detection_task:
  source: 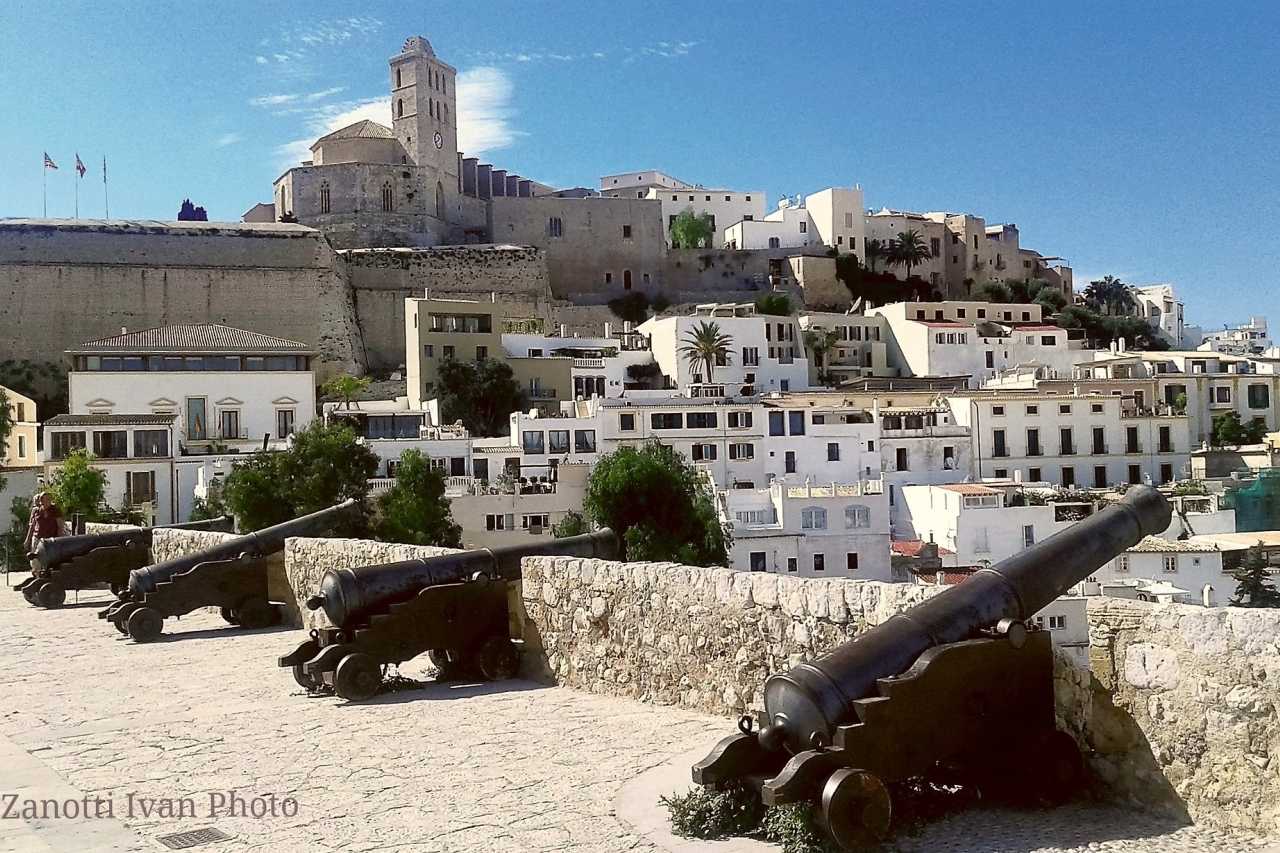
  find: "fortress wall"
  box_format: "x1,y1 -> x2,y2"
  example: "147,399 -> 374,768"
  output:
0,220 -> 362,378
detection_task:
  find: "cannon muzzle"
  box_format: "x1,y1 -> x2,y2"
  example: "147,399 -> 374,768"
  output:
308,529 -> 618,628
128,500 -> 359,595
759,485 -> 1170,756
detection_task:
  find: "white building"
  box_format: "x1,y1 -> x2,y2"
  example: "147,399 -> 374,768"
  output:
864,209 -> 948,293
599,170 -> 765,248
898,483 -> 1089,566
640,304 -> 811,394
501,324 -> 654,400
43,414 -> 179,524
722,478 -> 890,580
1131,284 -> 1189,348
1199,317 -> 1271,355
721,199 -> 817,250
1076,535 -> 1244,608
805,186 -> 866,258
798,312 -> 896,384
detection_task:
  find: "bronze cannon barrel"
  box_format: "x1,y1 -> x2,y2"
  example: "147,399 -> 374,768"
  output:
757,486 -> 1171,756
128,500 -> 359,595
305,529 -> 618,629
32,516 -> 235,571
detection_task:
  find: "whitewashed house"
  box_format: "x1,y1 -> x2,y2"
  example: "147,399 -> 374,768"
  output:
43,414 -> 179,524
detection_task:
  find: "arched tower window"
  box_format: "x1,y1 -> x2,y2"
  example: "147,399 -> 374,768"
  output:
443,103 -> 448,123
396,98 -> 404,118
381,182 -> 393,212
319,182 -> 330,214
395,67 -> 402,88
435,181 -> 445,220
429,98 -> 435,119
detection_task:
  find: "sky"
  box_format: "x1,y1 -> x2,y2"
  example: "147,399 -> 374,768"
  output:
1,0 -> 1277,329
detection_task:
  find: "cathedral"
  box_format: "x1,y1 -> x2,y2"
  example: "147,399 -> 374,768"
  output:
268,36 -> 550,249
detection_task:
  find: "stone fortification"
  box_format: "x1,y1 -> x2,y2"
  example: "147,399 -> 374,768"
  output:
0,219 -> 362,377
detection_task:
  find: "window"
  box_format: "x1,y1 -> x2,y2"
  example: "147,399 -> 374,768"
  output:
788,411 -> 805,435
1092,403 -> 1104,414
813,554 -> 825,572
319,182 -> 331,214
1249,384 -> 1270,409
827,442 -> 840,462
1160,463 -> 1173,484
442,345 -> 455,360
522,431 -> 545,454
992,405 -> 1005,417
727,411 -> 752,428
395,67 -> 402,88
1159,426 -> 1172,453
623,270 -> 633,290
127,471 -> 156,506
895,447 -> 908,471
1126,426 -> 1140,453
800,221 -> 807,233
485,513 -> 514,531
845,505 -> 870,529
1041,336 -> 1057,346
1116,555 -> 1130,573
1163,555 -> 1178,574
522,514 -> 551,530
619,413 -> 635,431
218,409 -> 240,440
1060,427 -> 1074,455
687,412 -> 718,429
784,451 -> 796,474
548,217 -> 563,238
1026,428 -> 1042,456
801,507 -> 827,530
1029,467 -> 1042,482
691,443 -> 717,461
381,182 -> 393,212
424,344 -> 434,358
622,224 -> 632,239
574,430 -> 597,453
17,435 -> 25,457
1026,405 -> 1039,415
651,413 -> 682,430
1048,615 -> 1066,630
729,442 -> 754,460
742,347 -> 759,366
92,430 -> 128,459
1062,466 -> 1075,487
1094,465 -> 1108,488
51,431 -> 86,460
787,557 -> 797,573
992,428 -> 1008,458
749,552 -> 767,572
396,98 -> 404,117
768,411 -> 785,436
846,552 -> 859,573
1214,386 -> 1232,404
475,346 -> 488,362
1023,525 -> 1035,548
1092,426 -> 1106,454
1128,464 -> 1142,485
548,430 -> 570,454
276,409 -> 296,439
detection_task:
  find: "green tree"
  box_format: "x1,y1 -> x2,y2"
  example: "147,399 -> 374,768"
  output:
803,328 -> 840,386
47,450 -> 108,523
222,420 -> 378,531
1082,276 -> 1136,316
608,291 -> 652,324
435,358 -> 528,437
374,449 -> 462,546
864,238 -> 888,273
670,208 -> 715,249
754,292 -> 792,316
1210,412 -> 1267,447
2,495 -> 32,569
583,442 -> 728,566
888,229 -> 931,279
976,281 -> 1012,303
551,510 -> 589,538
679,321 -> 734,383
320,373 -> 371,408
1230,545 -> 1280,607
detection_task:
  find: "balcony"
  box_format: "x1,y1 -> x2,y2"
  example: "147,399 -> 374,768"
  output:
573,358 -> 605,369
528,387 -> 558,400
785,480 -> 884,498
124,491 -> 158,507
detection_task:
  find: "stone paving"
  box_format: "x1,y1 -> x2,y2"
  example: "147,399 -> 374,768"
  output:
0,575 -> 1276,853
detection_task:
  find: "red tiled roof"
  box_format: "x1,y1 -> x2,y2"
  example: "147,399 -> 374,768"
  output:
891,539 -> 955,557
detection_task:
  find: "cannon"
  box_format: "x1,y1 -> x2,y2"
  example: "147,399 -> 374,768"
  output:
16,517 -> 235,608
691,486 -> 1171,850
279,529 -> 617,701
100,500 -> 360,642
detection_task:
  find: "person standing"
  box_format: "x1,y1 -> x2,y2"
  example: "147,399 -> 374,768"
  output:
24,492 -> 66,556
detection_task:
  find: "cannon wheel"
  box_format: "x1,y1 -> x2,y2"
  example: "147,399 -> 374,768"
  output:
235,598 -> 275,630
334,653 -> 382,702
291,640 -> 320,690
219,607 -> 240,625
818,768 -> 892,852
22,583 -> 41,605
476,636 -> 520,682
36,581 -> 67,609
428,649 -> 467,681
126,607 -> 164,642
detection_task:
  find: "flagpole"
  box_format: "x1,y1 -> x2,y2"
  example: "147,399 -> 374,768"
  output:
103,156 -> 110,220
75,170 -> 79,219
42,160 -> 46,218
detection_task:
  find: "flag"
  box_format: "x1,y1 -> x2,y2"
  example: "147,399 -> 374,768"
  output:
103,156 -> 107,183
75,154 -> 86,178
43,152 -> 58,170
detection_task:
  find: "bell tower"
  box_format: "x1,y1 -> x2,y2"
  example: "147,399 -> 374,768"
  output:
390,36 -> 459,223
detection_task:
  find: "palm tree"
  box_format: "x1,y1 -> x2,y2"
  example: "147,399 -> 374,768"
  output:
889,229 -> 931,279
864,238 -> 888,273
1083,276 -> 1135,316
679,321 -> 733,383
803,328 -> 841,386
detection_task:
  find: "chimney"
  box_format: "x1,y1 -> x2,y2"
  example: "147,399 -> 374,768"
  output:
559,323 -> 566,336
604,321 -> 613,338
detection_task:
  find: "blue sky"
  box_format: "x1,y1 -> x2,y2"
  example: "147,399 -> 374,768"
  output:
1,0 -> 1277,329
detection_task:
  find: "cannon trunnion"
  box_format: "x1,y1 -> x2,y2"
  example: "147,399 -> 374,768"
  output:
692,486 -> 1172,851
280,530 -> 618,701
100,501 -> 359,642
17,517 -> 234,609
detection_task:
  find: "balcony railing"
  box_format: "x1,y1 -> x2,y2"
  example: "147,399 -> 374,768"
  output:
785,480 -> 884,498
573,358 -> 605,369
125,491 -> 157,507
528,387 -> 558,399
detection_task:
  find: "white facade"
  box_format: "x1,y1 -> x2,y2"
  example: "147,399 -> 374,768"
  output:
721,201 -> 817,250
898,484 -> 1084,566
42,416 -> 179,524
599,170 -> 765,248
1199,317 -> 1271,356
724,478 -> 891,580
805,187 -> 866,258
501,328 -> 655,400
640,304 -> 811,394
1131,284 -> 1188,348
1075,537 -> 1239,607
864,210 -> 947,292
